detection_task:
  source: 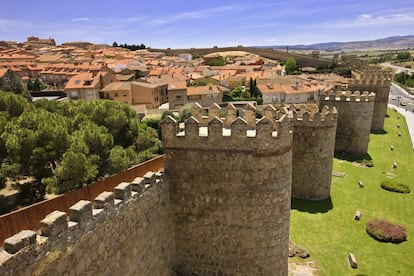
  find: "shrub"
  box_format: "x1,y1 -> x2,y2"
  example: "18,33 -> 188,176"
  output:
161,110 -> 178,121
179,103 -> 192,122
141,114 -> 162,131
366,219 -> 408,243
380,180 -> 411,193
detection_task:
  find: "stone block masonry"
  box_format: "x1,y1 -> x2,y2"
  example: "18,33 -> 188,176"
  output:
288,104 -> 338,200
161,108 -> 293,275
320,91 -> 375,156
0,172 -> 175,276
349,67 -> 392,130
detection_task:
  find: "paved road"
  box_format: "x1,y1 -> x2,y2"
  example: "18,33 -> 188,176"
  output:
381,62 -> 414,74
388,103 -> 414,150
387,82 -> 414,150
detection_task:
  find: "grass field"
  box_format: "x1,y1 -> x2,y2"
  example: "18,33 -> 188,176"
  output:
290,108 -> 414,275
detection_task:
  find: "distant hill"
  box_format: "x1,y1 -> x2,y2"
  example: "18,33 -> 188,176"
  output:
262,35 -> 414,51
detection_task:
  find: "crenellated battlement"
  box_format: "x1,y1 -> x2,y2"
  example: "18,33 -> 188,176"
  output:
162,102 -> 293,155
161,114 -> 292,155
352,66 -> 393,78
348,78 -> 391,87
350,67 -> 393,90
322,90 -> 376,103
0,171 -> 172,275
191,102 -> 285,129
286,104 -> 338,128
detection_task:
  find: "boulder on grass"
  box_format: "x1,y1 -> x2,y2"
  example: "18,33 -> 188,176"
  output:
348,252 -> 358,269
354,210 -> 361,220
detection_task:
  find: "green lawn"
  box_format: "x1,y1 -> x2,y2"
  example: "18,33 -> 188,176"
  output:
290,108 -> 414,275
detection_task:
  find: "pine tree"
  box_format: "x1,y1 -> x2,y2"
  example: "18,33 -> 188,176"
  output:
27,79 -> 33,91
249,78 -> 254,97
32,79 -> 43,91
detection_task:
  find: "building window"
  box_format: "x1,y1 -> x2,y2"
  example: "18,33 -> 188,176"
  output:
175,95 -> 182,100
71,91 -> 79,99
114,92 -> 118,97
123,94 -> 127,97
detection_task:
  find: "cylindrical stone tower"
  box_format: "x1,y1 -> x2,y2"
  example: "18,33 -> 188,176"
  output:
320,91 -> 375,156
289,104 -> 338,200
348,68 -> 392,131
161,104 -> 293,275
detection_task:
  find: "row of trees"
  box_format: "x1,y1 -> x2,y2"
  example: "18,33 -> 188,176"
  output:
368,51 -> 412,64
26,79 -> 44,91
394,72 -> 414,88
0,91 -> 160,197
112,42 -> 146,50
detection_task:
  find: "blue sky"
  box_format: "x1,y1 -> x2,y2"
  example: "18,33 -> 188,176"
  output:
1,0 -> 413,48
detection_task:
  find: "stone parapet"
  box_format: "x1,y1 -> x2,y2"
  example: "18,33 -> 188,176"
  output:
323,90 -> 376,102
161,107 -> 293,156
348,78 -> 391,88
0,170 -> 175,276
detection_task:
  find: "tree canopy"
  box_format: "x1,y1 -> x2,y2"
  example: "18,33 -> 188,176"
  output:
285,57 -> 298,74
112,42 -> 146,50
396,51 -> 411,61
0,91 -> 160,195
0,70 -> 31,99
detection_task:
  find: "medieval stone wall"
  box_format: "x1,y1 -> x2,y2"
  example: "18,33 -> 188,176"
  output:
348,68 -> 392,130
0,172 -> 175,276
320,91 -> 375,156
161,108 -> 293,275
288,104 -> 338,200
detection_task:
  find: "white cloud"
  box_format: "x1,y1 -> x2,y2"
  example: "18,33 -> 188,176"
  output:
0,18 -> 32,31
359,14 -> 372,20
72,17 -> 89,22
335,13 -> 414,28
147,5 -> 237,27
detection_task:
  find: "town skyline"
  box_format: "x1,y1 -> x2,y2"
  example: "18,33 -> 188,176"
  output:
1,0 -> 414,48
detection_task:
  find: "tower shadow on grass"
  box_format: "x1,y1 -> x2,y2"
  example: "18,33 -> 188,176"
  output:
371,129 -> 388,135
334,152 -> 372,162
291,196 -> 333,214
